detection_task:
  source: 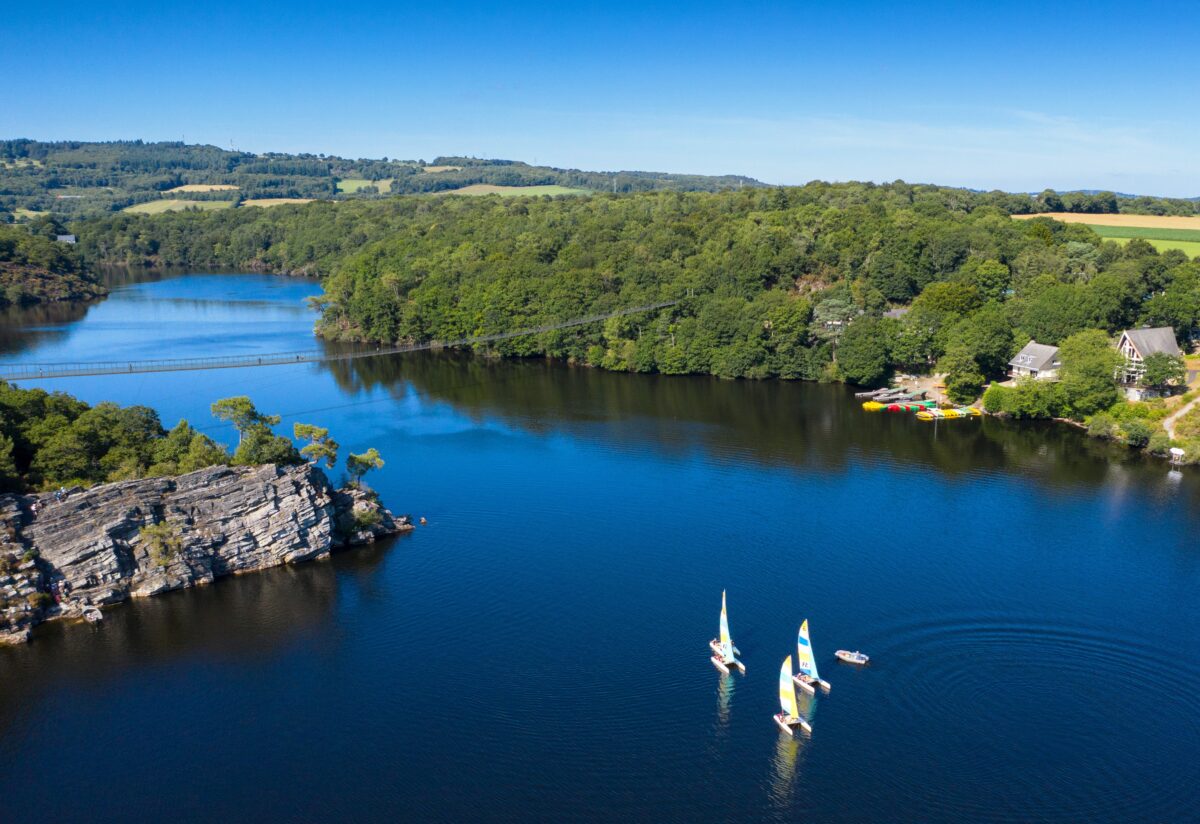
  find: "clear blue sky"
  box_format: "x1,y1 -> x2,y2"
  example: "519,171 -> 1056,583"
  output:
3,1 -> 1197,195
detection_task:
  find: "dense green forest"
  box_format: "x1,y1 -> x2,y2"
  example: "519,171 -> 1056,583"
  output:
0,140 -> 763,218
75,182 -> 1200,429
0,383 -> 370,493
0,221 -> 106,307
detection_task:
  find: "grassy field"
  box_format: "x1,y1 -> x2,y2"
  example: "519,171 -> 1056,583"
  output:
241,198 -> 315,208
1104,236 -> 1200,257
1014,212 -> 1200,230
1080,224 -> 1200,243
336,178 -> 392,193
12,207 -> 48,219
1013,212 -> 1200,257
421,165 -> 462,173
166,184 -> 239,193
123,199 -> 234,214
440,184 -> 590,197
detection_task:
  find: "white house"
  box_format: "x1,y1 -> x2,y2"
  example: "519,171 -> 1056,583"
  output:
1009,341 -> 1061,380
1117,326 -> 1181,384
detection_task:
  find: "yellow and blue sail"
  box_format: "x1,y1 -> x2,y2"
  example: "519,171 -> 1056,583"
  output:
796,619 -> 819,680
779,655 -> 799,718
719,590 -> 734,661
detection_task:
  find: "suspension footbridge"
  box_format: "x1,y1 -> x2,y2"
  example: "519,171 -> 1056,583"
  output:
0,301 -> 677,382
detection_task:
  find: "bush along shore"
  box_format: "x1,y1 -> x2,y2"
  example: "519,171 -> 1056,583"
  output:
0,386 -> 408,643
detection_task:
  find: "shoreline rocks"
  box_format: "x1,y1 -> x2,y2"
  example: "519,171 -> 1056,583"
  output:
0,463 -> 411,645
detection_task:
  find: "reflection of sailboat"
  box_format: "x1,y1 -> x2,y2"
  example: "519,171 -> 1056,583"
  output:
774,655 -> 812,735
716,671 -> 734,729
708,590 -> 746,674
793,619 -> 831,694
769,727 -> 807,806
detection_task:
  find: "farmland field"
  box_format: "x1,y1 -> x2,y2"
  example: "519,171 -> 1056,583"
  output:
336,178 -> 392,193
166,184 -> 239,192
240,198 -> 315,207
439,184 -> 590,196
1105,236 -> 1200,257
421,165 -> 462,173
1013,212 -> 1200,257
12,207 -> 48,219
1013,212 -> 1200,229
123,199 -> 233,214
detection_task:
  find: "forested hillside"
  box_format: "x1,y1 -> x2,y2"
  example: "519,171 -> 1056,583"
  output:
0,223 -> 106,307
0,140 -> 763,219
75,182 -> 1200,409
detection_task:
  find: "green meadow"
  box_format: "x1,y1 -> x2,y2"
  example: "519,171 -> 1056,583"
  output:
440,184 -> 590,197
337,178 -> 392,193
1085,224 -> 1200,257
123,199 -> 234,214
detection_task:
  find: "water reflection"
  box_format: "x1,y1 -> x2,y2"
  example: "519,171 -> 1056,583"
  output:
769,729 -> 807,809
318,349 -> 1196,502
0,536 -> 400,738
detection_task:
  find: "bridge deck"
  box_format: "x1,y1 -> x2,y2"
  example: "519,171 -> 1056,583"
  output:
0,301 -> 677,381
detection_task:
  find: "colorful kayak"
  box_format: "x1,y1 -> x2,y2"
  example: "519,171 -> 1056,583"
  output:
916,406 -> 982,420
884,400 -> 936,412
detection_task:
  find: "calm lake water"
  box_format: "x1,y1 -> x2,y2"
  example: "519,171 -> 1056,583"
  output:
1,273 -> 1198,822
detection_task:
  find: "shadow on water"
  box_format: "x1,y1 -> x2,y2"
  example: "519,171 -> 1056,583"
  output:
0,534 -> 402,738
320,348 -> 1196,500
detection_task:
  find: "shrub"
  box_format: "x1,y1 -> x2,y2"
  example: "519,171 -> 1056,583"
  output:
26,591 -> 51,609
1147,432 -> 1173,455
1087,413 -> 1116,440
352,507 -> 382,529
1121,420 -> 1152,448
139,521 -> 183,567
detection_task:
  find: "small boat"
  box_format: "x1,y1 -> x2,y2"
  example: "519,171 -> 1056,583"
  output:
916,406 -> 982,421
82,606 -> 103,624
835,649 -> 869,665
884,400 -> 936,412
774,655 -> 812,735
709,590 -> 746,674
793,619 -> 832,694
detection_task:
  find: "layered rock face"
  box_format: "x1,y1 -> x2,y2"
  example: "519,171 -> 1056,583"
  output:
0,464 -> 410,644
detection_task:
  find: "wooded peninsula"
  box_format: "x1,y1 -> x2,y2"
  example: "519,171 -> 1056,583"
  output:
11,176 -> 1200,462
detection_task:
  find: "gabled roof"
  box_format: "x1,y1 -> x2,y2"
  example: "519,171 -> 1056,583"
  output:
1122,327 -> 1181,358
1009,341 -> 1060,372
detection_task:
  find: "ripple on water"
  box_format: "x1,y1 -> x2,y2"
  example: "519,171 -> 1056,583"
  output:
861,613 -> 1200,822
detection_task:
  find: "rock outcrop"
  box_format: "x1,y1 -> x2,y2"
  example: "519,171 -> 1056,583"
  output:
0,464 -> 411,644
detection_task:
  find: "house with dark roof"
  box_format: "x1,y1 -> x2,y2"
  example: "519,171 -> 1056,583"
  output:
1117,327 -> 1181,384
1009,341 -> 1061,380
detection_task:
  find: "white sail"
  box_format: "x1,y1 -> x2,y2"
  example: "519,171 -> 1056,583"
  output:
795,619 -> 819,680
719,590 -> 733,660
779,655 -> 799,718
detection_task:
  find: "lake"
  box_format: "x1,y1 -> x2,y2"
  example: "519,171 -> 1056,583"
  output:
1,272 -> 1198,822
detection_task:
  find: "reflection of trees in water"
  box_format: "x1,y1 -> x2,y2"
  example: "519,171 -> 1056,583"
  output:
318,350 -> 1196,499
0,537 -> 398,736
0,301 -> 95,355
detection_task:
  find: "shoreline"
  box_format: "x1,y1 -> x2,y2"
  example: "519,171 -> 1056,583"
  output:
0,463 -> 412,645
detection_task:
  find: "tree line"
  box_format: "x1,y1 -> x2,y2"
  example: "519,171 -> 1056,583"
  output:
0,384 -> 383,493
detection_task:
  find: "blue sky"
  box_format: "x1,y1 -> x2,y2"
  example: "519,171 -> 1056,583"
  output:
3,1 -> 1197,195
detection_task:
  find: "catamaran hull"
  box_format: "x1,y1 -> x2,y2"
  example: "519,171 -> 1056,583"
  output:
774,713 -> 811,735
710,640 -> 745,673
792,675 -> 816,695
711,656 -> 730,674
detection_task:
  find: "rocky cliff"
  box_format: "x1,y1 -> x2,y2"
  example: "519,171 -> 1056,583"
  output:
0,463 -> 411,644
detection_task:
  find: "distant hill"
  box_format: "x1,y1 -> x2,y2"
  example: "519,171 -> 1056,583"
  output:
0,140 -> 766,219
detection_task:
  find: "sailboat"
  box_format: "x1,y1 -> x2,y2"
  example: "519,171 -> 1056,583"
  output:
774,655 -> 812,735
792,619 -> 831,694
708,590 -> 746,674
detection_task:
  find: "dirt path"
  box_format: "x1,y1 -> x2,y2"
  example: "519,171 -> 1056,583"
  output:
1162,395 -> 1200,439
